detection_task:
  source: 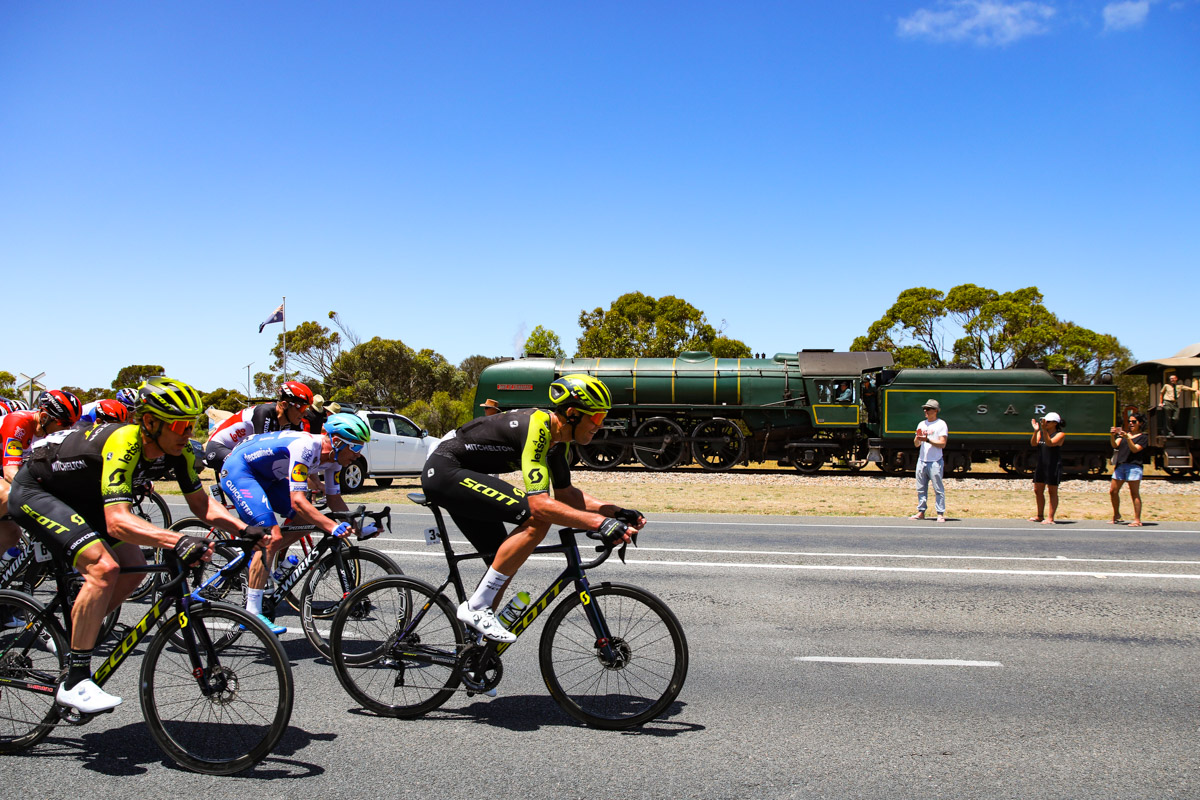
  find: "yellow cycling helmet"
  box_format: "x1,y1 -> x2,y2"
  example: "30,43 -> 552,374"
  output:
548,374 -> 612,414
138,377 -> 204,421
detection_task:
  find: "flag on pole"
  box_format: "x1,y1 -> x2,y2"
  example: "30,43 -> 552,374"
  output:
258,304 -> 284,333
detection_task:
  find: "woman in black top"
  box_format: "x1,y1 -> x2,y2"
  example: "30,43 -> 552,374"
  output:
1030,412 -> 1066,524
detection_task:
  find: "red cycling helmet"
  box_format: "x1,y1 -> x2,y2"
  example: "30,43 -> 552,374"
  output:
0,399 -> 11,416
38,390 -> 82,426
95,398 -> 130,424
279,381 -> 314,406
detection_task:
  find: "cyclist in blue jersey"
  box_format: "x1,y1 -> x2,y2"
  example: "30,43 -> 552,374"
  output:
219,413 -> 372,632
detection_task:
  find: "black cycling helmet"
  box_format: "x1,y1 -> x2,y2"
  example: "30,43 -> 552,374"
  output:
138,377 -> 204,421
548,374 -> 612,415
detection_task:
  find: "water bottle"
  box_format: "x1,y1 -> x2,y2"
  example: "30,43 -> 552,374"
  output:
497,591 -> 531,629
271,554 -> 300,582
1,546 -> 20,564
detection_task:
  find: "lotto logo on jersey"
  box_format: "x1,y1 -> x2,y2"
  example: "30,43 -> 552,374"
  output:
230,429 -> 247,443
4,439 -> 22,458
291,463 -> 309,483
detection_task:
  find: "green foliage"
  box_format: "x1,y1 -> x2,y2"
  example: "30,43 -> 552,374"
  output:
62,387 -> 108,404
523,326 -> 566,358
459,355 -> 504,389
202,387 -> 249,413
576,292 -> 751,358
853,285 -> 1132,381
270,320 -> 341,382
112,365 -> 165,389
0,371 -> 15,396
253,371 -> 281,400
329,338 -> 466,409
400,390 -> 472,437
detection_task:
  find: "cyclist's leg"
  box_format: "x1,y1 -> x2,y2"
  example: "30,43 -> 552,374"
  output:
203,441 -> 230,501
7,472 -> 123,712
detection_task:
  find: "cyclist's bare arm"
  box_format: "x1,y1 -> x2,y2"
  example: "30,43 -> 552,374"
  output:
528,489 -> 639,539
289,489 -> 342,534
105,503 -> 209,552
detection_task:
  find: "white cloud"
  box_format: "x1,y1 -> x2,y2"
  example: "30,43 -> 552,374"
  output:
898,1 -> 1057,45
1102,0 -> 1151,30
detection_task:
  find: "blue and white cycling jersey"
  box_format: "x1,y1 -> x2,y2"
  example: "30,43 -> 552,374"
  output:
226,430 -> 341,495
221,430 -> 341,526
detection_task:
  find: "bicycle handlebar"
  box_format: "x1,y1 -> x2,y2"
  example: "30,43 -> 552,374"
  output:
324,505 -> 392,534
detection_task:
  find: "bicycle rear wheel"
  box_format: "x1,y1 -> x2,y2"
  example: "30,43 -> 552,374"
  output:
140,602 -> 293,775
300,546 -> 403,658
330,575 -> 463,718
539,582 -> 688,730
0,590 -> 67,753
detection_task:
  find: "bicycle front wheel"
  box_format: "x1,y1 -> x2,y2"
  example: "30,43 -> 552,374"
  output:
140,602 -> 293,775
300,546 -> 403,658
330,575 -> 463,718
0,590 -> 67,753
539,582 -> 688,730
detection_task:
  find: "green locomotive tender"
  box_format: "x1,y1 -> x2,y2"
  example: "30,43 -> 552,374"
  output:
475,351 -> 1119,475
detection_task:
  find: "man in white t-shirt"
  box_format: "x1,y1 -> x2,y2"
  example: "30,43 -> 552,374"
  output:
911,398 -> 948,522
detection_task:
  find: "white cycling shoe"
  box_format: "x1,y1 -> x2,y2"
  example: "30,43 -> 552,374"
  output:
456,602 -> 516,643
56,679 -> 122,714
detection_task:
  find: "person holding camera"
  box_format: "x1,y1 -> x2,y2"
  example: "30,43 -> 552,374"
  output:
1030,412 -> 1066,524
1109,413 -> 1148,526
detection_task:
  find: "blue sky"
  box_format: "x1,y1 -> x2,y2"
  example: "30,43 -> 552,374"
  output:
2,1 -> 1197,396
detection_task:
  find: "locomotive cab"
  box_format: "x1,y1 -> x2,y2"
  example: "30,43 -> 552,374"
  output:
1124,342 -> 1200,475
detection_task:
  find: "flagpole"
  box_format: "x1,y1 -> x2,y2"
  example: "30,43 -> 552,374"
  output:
282,296 -> 288,381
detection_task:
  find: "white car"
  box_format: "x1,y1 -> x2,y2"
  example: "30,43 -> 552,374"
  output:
341,410 -> 442,492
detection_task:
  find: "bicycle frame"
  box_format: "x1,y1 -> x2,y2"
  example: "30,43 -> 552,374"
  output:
2,556 -> 226,703
421,504 -> 617,661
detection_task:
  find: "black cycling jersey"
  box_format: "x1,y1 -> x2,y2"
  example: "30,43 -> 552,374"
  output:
432,408 -> 571,494
13,423 -> 203,566
25,423 -> 203,511
422,409 -> 573,559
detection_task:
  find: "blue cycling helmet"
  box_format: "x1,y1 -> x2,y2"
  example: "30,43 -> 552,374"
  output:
115,388 -> 138,409
323,412 -> 371,445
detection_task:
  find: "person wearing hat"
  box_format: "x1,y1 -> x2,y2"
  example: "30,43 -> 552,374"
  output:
1030,412 -> 1066,524
911,399 -> 948,522
326,402 -> 342,415
480,398 -> 502,416
303,394 -> 330,435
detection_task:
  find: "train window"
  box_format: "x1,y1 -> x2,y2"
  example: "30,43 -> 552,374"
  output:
814,380 -> 855,404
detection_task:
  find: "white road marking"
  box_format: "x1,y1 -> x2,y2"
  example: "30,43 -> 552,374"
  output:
796,657 -> 1002,667
371,548 -> 1200,581
367,538 -> 1200,567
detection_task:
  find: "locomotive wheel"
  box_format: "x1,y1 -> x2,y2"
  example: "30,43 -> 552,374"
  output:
577,429 -> 630,470
791,448 -> 825,474
633,418 -> 686,471
690,419 -> 744,472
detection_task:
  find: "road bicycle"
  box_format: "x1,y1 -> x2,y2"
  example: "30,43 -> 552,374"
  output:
170,505 -> 400,657
0,532 -> 294,775
328,493 -> 688,730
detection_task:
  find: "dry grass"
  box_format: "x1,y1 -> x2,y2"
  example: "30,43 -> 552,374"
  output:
173,464 -> 1200,523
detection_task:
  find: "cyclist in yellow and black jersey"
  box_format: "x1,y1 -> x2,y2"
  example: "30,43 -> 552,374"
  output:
422,374 -> 641,644
9,378 -> 255,715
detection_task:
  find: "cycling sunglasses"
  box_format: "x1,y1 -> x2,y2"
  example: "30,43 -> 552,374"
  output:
166,420 -> 196,436
579,411 -> 607,425
335,439 -> 366,454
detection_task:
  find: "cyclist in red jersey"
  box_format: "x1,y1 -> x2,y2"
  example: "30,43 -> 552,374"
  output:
0,390 -> 82,554
203,381 -> 313,481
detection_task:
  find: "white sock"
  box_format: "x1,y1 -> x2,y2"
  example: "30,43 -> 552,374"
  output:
468,568 -> 510,611
246,588 -> 264,615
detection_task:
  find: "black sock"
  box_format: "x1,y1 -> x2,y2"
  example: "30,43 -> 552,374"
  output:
65,649 -> 92,689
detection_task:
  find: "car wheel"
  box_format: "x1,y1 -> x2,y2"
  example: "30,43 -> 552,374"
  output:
343,458 -> 366,492
374,478 -> 393,488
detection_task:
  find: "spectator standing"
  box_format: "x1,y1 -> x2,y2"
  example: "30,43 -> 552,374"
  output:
1160,374 -> 1197,436
1029,412 -> 1066,524
304,394 -> 331,434
911,399 -> 948,523
1109,413 -> 1149,526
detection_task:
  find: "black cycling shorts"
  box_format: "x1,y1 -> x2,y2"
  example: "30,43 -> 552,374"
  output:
420,453 -> 534,561
1033,461 -> 1062,487
203,440 -> 232,476
7,470 -> 120,568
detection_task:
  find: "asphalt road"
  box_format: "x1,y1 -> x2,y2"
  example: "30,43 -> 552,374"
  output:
6,505 -> 1200,799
